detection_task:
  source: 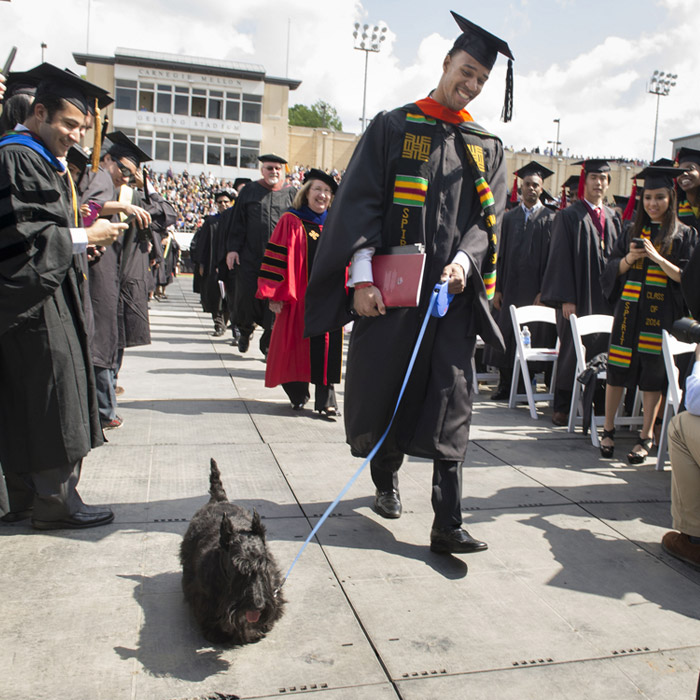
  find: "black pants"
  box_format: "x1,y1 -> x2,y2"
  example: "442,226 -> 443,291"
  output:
3,461 -> 84,519
370,438 -> 463,530
283,381 -> 337,411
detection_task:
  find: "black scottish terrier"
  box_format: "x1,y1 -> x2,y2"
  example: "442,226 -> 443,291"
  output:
180,459 -> 285,645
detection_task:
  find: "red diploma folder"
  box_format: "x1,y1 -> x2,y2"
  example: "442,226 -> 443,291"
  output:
371,246 -> 426,308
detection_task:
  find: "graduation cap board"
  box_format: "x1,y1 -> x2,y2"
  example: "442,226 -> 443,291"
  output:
30,63 -> 112,114
1,69 -> 40,102
634,165 -> 680,190
676,147 -> 700,169
515,160 -> 554,181
105,130 -> 152,165
450,11 -> 514,122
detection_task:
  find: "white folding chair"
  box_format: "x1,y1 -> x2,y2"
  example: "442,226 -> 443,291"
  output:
655,329 -> 695,471
567,314 -> 612,447
568,313 -> 644,447
508,305 -> 559,420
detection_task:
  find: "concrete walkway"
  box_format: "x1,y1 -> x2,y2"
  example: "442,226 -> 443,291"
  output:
2,276 -> 699,700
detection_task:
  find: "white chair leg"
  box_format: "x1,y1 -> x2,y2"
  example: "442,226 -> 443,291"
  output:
567,382 -> 580,433
508,358 -> 520,409
655,404 -> 672,472
521,362 -> 538,420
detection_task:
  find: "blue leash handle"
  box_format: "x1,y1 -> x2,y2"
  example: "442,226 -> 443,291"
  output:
283,283 -> 449,583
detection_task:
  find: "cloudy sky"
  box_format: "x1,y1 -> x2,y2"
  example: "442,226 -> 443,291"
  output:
2,0 -> 697,161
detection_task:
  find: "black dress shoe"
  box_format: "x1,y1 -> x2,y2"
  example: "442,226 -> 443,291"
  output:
212,326 -> 226,337
237,334 -> 251,353
491,386 -> 510,400
374,490 -> 402,519
1,508 -> 33,523
32,506 -> 115,531
430,527 -> 488,554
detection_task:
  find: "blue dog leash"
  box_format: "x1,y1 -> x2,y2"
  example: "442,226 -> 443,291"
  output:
281,282 -> 453,586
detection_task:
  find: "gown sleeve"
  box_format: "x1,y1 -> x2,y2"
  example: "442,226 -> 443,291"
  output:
257,212 -> 303,303
0,147 -> 74,335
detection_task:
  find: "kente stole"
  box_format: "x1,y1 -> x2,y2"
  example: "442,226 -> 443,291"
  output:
608,225 -> 668,368
388,104 -> 498,299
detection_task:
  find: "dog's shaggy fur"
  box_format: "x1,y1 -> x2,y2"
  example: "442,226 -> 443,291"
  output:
180,459 -> 285,645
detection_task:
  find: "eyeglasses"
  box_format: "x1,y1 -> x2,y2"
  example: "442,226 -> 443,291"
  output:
114,159 -> 133,177
263,165 -> 282,171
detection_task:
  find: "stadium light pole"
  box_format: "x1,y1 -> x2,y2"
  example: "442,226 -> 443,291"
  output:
352,22 -> 388,132
647,69 -> 677,161
552,118 -> 561,155
40,43 -> 47,63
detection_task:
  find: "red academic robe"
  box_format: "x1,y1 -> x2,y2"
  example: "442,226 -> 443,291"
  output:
257,211 -> 342,388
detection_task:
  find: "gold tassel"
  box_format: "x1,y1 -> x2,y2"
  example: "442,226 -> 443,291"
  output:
91,97 -> 101,172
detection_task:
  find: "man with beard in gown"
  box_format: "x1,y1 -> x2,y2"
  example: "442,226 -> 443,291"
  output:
305,12 -> 511,554
489,160 -> 556,399
223,155 -> 296,355
0,65 -> 125,528
540,159 -> 621,425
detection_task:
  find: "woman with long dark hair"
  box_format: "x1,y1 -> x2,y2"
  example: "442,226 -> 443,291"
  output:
599,166 -> 697,463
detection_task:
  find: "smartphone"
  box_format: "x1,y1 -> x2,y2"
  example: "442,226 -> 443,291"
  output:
122,213 -> 137,225
2,47 -> 17,76
631,237 -> 645,248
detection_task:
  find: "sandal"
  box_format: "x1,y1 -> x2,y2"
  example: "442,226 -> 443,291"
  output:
600,428 -> 615,458
627,435 -> 653,465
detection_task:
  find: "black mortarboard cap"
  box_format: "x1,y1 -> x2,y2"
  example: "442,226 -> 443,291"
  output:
214,189 -> 233,200
573,159 -> 612,174
303,168 -> 338,194
613,195 -> 629,209
257,153 -> 287,164
515,160 -> 554,181
634,165 -> 679,190
2,69 -> 40,102
651,157 -> 674,167
66,143 -> 90,171
676,147 -> 700,169
450,11 -> 514,122
233,177 -> 251,190
31,63 -> 112,115
105,130 -> 152,165
563,174 -> 580,190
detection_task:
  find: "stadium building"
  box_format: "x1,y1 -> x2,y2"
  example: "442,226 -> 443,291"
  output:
73,47 -> 301,179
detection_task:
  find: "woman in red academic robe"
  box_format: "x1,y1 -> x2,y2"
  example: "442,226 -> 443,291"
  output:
257,169 -> 343,417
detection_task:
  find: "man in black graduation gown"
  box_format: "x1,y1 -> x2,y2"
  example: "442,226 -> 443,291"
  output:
0,65 -> 126,528
490,160 -> 556,399
223,154 -> 296,354
305,12 -> 510,554
99,132 -> 175,421
540,159 -> 621,425
195,190 -> 233,336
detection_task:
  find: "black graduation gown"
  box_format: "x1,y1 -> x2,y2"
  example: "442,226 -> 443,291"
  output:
0,143 -> 103,474
196,213 -> 225,314
682,241 -> 700,319
600,223 -> 696,385
305,105 -> 506,461
486,204 -> 556,368
223,180 -> 296,327
540,200 -> 621,395
76,167 -> 121,370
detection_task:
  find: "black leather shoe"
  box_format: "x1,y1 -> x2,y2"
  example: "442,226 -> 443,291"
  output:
32,506 -> 115,531
1,508 -> 33,523
430,527 -> 488,554
237,334 -> 251,353
491,386 -> 509,400
374,490 -> 402,519
212,326 -> 226,337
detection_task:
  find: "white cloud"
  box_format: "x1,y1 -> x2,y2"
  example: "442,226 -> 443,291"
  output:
2,0 -> 698,161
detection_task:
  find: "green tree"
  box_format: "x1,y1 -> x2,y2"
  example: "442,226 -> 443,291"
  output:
288,100 -> 342,131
